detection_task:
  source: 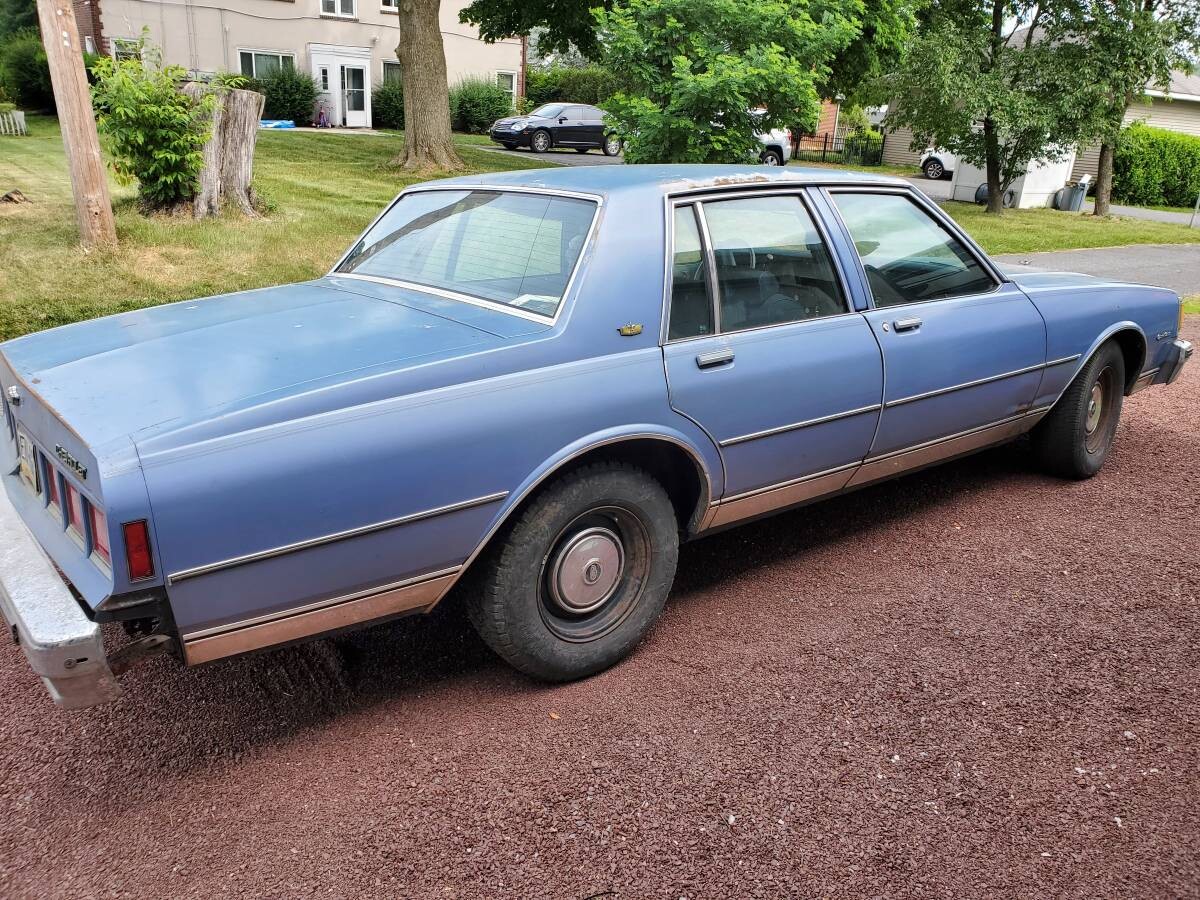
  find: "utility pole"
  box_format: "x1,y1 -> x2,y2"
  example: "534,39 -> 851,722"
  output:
35,0 -> 116,247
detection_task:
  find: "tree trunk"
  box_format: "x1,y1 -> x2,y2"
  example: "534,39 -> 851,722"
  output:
185,84 -> 265,218
393,0 -> 462,171
1093,141 -> 1114,217
983,117 -> 1004,215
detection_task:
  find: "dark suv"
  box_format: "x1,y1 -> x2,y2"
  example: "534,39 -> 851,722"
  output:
490,103 -> 622,156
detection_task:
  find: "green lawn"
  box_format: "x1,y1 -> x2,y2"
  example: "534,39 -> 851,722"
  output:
3,116 -> 1198,341
1184,296 -> 1200,316
0,116 -> 548,341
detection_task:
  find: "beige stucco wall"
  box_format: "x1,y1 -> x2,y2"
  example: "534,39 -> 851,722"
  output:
99,0 -> 521,96
1072,96 -> 1200,180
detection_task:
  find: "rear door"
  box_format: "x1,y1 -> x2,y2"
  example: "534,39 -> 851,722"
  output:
580,106 -> 606,147
662,191 -> 883,526
825,189 -> 1047,464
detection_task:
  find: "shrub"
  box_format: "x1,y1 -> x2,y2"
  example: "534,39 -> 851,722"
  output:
372,79 -> 404,129
259,66 -> 318,125
1113,122 -> 1200,209
525,66 -> 617,108
90,42 -> 213,209
449,76 -> 512,133
0,29 -> 53,111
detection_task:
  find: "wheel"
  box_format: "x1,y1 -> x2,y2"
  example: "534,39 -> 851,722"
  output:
530,129 -> 552,153
922,158 -> 944,180
761,149 -> 784,166
466,462 -> 679,681
602,134 -> 622,157
1031,341 -> 1125,479
575,147 -> 590,154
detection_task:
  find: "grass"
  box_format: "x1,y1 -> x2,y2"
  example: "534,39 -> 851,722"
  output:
1184,296 -> 1200,316
937,202 -> 1200,255
3,116 -> 1199,340
0,116 -> 549,341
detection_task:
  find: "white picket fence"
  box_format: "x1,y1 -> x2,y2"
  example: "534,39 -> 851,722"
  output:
0,110 -> 28,136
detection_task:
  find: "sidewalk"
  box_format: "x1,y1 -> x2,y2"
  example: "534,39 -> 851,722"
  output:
1083,200 -> 1197,226
995,243 -> 1200,296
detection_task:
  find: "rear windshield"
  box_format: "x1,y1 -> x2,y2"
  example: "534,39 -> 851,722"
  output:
337,190 -> 597,318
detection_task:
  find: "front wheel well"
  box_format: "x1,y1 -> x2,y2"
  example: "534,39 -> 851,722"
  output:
1108,329 -> 1146,394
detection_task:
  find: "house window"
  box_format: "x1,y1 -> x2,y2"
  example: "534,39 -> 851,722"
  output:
318,67 -> 330,92
239,50 -> 295,79
496,71 -> 516,104
84,36 -> 96,55
383,61 -> 402,84
381,0 -> 397,8
321,0 -> 356,17
112,39 -> 140,61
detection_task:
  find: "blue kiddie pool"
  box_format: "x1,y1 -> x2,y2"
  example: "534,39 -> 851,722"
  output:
259,120 -> 296,129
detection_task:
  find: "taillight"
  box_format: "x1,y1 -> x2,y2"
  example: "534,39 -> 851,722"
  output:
64,483 -> 85,535
123,520 -> 154,581
89,505 -> 110,564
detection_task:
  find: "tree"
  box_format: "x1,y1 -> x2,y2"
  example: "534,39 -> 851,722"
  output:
0,0 -> 36,42
1048,0 -> 1200,215
884,0 -> 1102,213
820,0 -> 920,106
461,0 -> 610,59
393,0 -> 461,171
595,0 -> 858,164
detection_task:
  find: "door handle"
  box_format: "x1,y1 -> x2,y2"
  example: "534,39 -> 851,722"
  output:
696,349 -> 734,369
893,317 -> 922,333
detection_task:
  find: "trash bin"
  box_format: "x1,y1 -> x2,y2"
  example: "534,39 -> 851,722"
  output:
1055,174 -> 1091,211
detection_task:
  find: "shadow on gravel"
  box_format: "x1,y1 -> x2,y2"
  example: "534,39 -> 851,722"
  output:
85,440 -> 1039,776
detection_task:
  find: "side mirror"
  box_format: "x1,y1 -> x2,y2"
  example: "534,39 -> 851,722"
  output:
559,117 -> 568,124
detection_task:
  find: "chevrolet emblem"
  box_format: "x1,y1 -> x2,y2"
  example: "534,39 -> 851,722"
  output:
55,445 -> 88,480
617,323 -> 643,337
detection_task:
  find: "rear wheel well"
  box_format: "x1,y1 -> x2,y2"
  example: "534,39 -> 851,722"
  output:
1109,329 -> 1146,394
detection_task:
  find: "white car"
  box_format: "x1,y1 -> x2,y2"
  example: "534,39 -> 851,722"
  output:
756,126 -> 793,166
920,148 -> 956,180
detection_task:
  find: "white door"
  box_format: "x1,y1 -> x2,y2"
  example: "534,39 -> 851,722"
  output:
340,65 -> 368,128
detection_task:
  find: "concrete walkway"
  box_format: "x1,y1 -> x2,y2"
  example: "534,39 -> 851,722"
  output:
995,243 -> 1200,296
1081,200 -> 1197,226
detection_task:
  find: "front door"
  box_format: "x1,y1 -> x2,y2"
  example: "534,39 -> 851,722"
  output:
662,192 -> 883,526
827,190 -> 1047,462
552,106 -> 586,145
340,65 -> 367,128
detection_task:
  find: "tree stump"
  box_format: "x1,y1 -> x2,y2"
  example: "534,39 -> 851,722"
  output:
184,84 -> 266,218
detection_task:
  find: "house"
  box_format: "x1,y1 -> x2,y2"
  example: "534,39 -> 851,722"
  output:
72,0 -> 524,128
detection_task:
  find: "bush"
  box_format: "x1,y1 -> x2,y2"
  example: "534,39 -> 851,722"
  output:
90,42 -> 213,209
259,66 -> 318,125
0,29 -> 53,111
525,66 -> 617,108
372,79 -> 404,129
449,76 -> 512,133
1113,123 -> 1200,209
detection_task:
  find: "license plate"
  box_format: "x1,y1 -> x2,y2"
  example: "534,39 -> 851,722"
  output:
15,429 -> 38,491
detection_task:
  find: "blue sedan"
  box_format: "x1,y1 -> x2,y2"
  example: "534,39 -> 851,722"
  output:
0,166 -> 1192,708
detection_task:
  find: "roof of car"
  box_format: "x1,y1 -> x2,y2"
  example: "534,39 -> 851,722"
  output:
426,164 -> 908,199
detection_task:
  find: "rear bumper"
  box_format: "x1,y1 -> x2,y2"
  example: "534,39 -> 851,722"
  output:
0,480 -> 120,709
1161,339 -> 1192,385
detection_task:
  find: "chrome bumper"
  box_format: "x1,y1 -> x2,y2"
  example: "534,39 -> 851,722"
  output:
1162,339 -> 1193,385
0,480 -> 120,708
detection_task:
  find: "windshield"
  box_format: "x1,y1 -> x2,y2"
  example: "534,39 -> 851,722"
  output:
531,104 -> 566,118
337,190 -> 597,318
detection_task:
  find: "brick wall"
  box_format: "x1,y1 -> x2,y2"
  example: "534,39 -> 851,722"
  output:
72,0 -> 105,55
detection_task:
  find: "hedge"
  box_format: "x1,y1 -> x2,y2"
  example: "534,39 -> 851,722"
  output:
1113,123 -> 1200,209
449,76 -> 512,133
372,80 -> 404,129
0,29 -> 53,112
258,66 -> 319,125
525,66 -> 617,108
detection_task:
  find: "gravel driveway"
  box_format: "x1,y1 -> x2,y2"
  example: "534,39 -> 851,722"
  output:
2,321 -> 1198,899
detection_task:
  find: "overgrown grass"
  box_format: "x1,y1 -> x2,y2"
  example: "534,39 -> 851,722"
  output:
4,116 -> 1199,341
1183,296 -> 1200,316
939,202 -> 1200,255
0,116 -> 548,341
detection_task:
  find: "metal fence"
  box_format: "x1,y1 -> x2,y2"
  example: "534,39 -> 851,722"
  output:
791,131 -> 884,166
0,110 -> 27,136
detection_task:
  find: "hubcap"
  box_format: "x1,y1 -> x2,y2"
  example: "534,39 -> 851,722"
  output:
534,133 -> 549,150
928,163 -> 942,178
1085,382 -> 1104,435
547,527 -> 624,614
606,138 -> 619,154
763,153 -> 780,166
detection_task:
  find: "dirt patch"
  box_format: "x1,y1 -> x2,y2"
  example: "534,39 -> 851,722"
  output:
1,321 -> 1197,899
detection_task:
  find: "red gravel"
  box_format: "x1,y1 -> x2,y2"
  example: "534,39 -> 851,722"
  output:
2,321 -> 1198,899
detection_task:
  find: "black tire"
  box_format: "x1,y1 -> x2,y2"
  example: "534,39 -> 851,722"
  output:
922,158 -> 944,180
760,148 -> 784,166
602,134 -> 622,157
530,129 -> 552,153
466,462 -> 679,681
1032,341 -> 1125,479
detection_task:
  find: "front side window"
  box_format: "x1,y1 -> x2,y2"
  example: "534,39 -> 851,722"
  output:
831,193 -> 996,307
337,190 -> 596,318
239,51 -> 294,79
702,195 -> 846,333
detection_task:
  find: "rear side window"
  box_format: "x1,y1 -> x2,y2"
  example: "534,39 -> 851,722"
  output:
338,190 -> 596,318
668,206 -> 714,340
831,193 -> 996,307
702,195 -> 846,333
